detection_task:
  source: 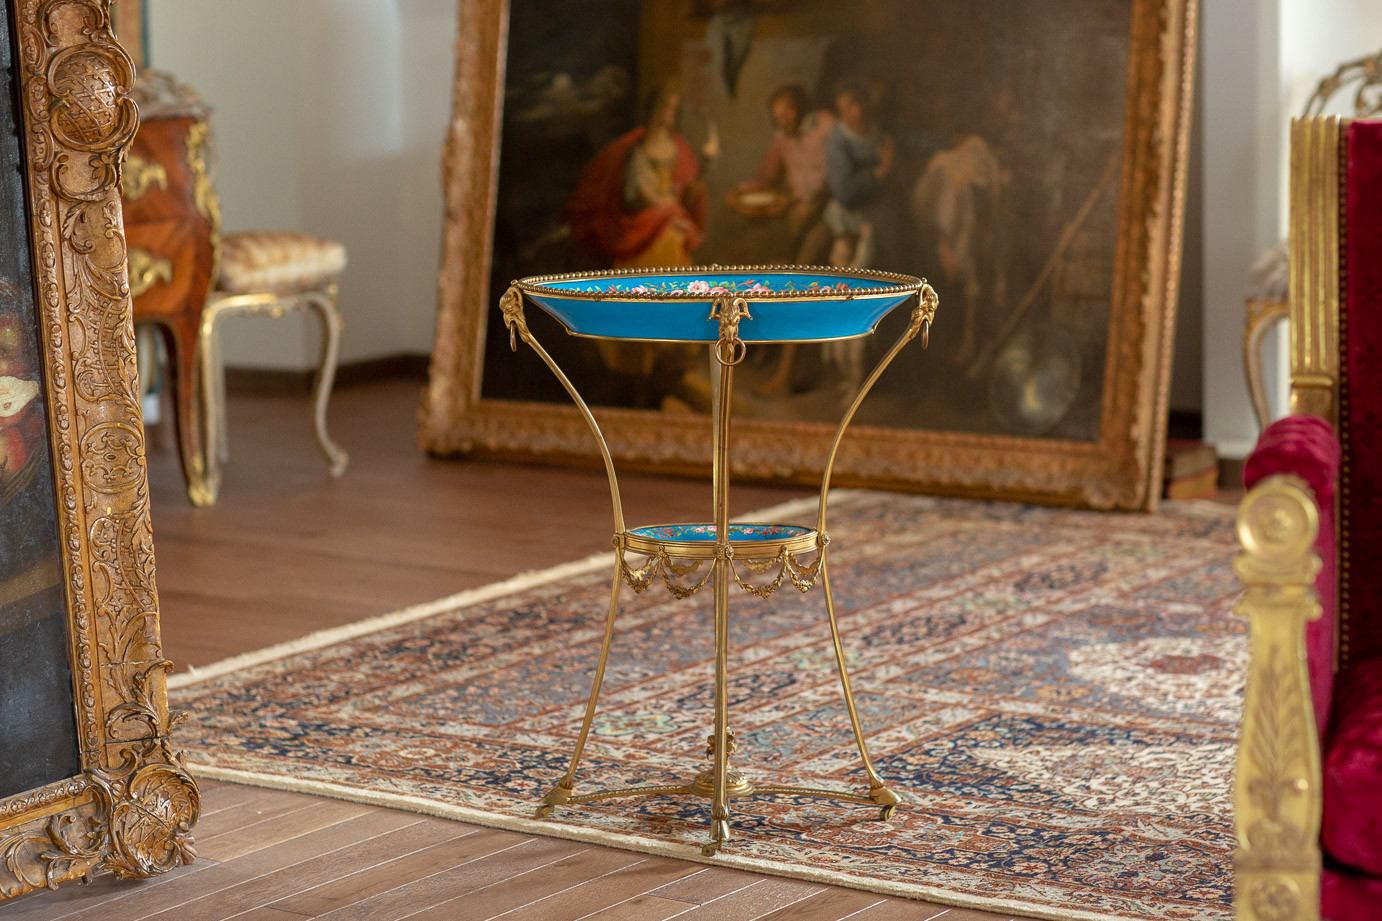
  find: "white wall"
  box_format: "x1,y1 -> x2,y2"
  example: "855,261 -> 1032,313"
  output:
1200,0 -> 1382,458
149,0 -> 457,370
1199,0 -> 1285,460
1279,0 -> 1382,224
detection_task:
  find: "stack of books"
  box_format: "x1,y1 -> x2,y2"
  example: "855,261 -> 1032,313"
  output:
1163,439 -> 1220,500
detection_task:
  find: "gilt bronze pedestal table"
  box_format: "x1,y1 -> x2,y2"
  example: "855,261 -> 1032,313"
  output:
502,265 -> 938,856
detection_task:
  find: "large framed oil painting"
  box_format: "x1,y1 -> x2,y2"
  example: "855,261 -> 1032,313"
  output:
420,0 -> 1197,510
0,0 -> 197,902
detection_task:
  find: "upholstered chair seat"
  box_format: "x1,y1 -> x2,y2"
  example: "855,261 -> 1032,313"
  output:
217,231 -> 348,295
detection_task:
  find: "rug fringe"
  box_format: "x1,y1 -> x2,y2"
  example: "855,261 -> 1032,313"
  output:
169,491 -> 860,690
188,761 -> 1113,921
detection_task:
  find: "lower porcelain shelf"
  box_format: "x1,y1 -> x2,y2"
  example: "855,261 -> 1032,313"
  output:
622,522 -> 819,560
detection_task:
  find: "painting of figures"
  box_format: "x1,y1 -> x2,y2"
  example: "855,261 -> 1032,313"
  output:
0,0 -> 80,798
482,0 -> 1131,442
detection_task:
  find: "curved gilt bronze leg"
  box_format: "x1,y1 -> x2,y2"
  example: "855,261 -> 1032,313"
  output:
809,286 -> 934,820
502,286 -> 625,533
821,561 -> 898,820
816,285 -> 937,535
538,561 -> 624,818
302,284 -> 349,477
1244,297 -> 1289,433
503,285 -> 633,820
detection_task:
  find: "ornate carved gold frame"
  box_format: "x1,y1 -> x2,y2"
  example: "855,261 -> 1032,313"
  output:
419,0 -> 1197,511
0,0 -> 198,901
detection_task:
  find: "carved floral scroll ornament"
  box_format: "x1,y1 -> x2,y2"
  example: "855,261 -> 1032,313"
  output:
0,0 -> 199,901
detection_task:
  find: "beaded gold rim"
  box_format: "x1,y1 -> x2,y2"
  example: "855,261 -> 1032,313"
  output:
512,264 -> 926,303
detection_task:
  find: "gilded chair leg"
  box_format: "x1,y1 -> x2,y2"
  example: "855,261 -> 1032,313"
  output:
538,562 -> 624,818
197,303 -> 226,500
821,561 -> 898,820
160,319 -> 215,507
304,286 -> 348,477
210,312 -> 229,464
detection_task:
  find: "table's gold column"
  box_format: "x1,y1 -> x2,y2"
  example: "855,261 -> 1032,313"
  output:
703,296 -> 751,856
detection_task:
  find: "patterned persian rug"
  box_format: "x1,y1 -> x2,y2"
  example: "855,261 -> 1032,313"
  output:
170,492 -> 1242,921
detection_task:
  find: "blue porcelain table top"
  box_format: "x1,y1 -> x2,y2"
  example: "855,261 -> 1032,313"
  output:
513,265 -> 923,343
628,523 -> 812,543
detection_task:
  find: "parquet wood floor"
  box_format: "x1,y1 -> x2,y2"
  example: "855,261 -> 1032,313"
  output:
6,379 -> 1043,920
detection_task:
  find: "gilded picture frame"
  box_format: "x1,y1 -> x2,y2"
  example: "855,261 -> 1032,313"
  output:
419,0 -> 1198,511
0,0 -> 198,901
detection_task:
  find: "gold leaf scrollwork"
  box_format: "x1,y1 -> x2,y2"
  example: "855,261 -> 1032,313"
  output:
616,546 -> 713,599
126,248 -> 172,299
90,662 -> 200,878
119,153 -> 166,201
1243,645 -> 1309,857
186,120 -> 221,282
65,199 -> 139,407
90,762 -> 199,879
0,812 -> 103,898
1304,48 -> 1382,117
80,422 -> 146,496
613,542 -> 827,599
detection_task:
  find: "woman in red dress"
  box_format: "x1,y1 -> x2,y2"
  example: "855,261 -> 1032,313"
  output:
562,83 -> 713,387
563,81 -> 709,269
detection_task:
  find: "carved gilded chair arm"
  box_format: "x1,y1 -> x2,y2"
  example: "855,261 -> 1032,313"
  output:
1233,473 -> 1325,921
1244,297 -> 1290,433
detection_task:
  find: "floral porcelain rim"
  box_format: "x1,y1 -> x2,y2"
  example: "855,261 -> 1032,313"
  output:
514,264 -> 925,301
628,523 -> 813,542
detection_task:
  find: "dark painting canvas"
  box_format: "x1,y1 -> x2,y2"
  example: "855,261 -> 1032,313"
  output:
0,1 -> 81,799
483,0 -> 1130,442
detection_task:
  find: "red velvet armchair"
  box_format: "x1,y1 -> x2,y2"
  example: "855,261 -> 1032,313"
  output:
1234,116 -> 1382,921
